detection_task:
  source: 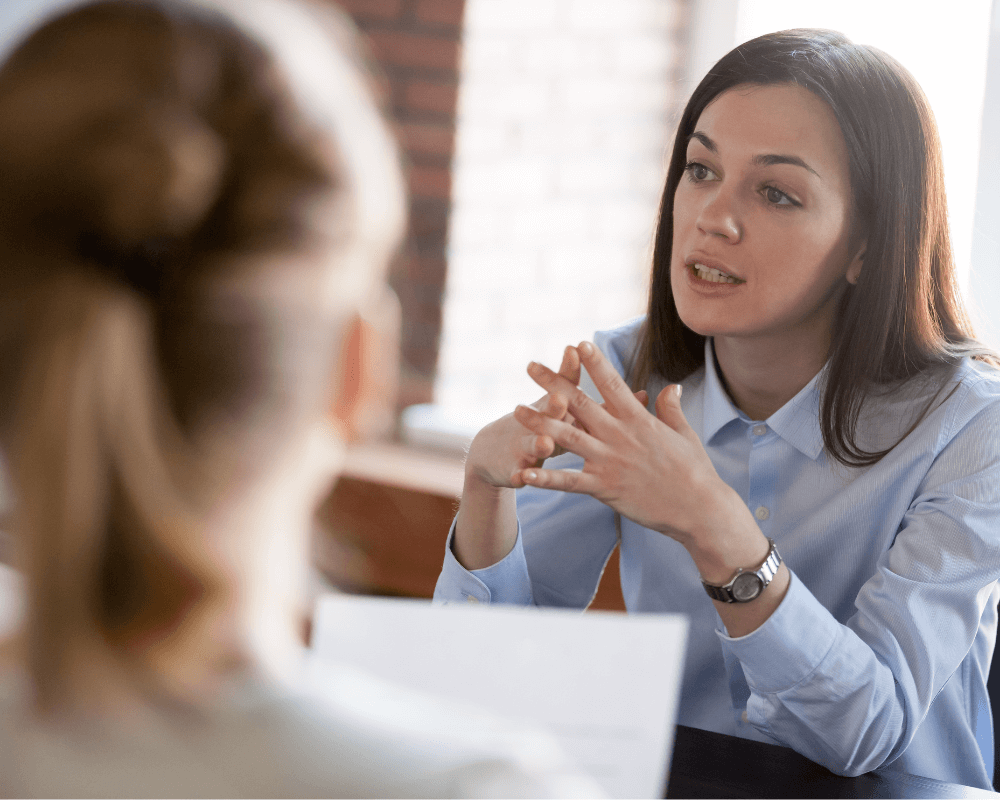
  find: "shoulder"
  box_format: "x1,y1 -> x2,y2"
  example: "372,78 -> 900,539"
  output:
271,660 -> 597,798
929,358 -> 1000,432
593,315 -> 645,377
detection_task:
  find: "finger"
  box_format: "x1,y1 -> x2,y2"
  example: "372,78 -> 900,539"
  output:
576,341 -> 645,419
526,360 -> 616,438
525,432 -> 555,461
515,466 -> 601,495
634,389 -> 649,407
514,402 -> 604,460
654,384 -> 697,442
557,345 -> 581,386
531,347 -> 581,420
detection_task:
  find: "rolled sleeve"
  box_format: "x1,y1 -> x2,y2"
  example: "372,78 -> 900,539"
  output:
433,520 -> 535,605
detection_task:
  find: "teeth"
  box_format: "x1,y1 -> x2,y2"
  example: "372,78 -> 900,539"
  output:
691,263 -> 742,284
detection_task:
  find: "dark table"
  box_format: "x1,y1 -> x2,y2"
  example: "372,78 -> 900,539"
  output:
666,724 -> 999,798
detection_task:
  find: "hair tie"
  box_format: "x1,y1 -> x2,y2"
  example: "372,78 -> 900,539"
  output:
76,232 -> 181,300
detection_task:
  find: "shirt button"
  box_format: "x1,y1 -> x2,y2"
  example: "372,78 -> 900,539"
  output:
466,595 -> 480,604
752,424 -> 767,436
755,506 -> 770,521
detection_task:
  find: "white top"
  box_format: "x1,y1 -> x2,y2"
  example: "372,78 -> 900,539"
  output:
0,644 -> 599,798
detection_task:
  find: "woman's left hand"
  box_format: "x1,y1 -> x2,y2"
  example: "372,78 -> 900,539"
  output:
513,341 -> 741,551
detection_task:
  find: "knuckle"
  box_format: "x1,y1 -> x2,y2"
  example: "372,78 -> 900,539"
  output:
568,386 -> 591,412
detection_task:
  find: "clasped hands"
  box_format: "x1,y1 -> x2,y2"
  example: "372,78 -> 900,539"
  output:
510,341 -> 742,552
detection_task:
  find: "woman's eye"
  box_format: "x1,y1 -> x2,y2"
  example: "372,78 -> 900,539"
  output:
684,161 -> 715,182
763,186 -> 796,206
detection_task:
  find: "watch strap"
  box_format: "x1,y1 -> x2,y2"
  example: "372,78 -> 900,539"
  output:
702,539 -> 782,603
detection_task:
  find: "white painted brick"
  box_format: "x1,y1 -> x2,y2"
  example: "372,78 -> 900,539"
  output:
447,206 -> 505,248
613,35 -> 676,77
556,158 -> 635,194
458,79 -> 551,120
541,244 -> 635,284
568,0 -> 675,31
557,77 -> 671,116
460,37 -> 522,76
453,122 -> 511,159
507,200 -> 592,244
452,158 -> 555,201
595,197 -> 660,241
465,0 -> 561,32
521,35 -> 613,77
437,0 -> 683,422
446,249 -> 540,291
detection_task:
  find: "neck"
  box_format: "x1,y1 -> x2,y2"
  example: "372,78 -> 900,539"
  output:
713,331 -> 830,421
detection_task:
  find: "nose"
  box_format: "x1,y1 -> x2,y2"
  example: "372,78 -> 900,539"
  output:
696,185 -> 742,243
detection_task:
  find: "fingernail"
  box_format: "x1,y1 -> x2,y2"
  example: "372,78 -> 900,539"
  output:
524,471 -> 538,482
578,341 -> 593,356
673,384 -> 683,399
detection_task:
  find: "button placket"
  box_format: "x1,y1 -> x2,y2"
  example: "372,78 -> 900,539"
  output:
747,421 -> 776,533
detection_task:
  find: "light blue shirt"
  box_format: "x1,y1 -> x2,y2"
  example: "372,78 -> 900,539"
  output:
435,316 -> 1000,790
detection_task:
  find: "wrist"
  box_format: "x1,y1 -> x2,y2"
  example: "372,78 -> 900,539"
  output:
684,483 -> 770,585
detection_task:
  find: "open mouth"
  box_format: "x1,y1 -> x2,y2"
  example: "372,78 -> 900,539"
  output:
689,262 -> 744,284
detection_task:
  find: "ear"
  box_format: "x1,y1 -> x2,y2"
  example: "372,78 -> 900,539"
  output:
329,291 -> 401,442
846,243 -> 865,285
329,312 -> 367,441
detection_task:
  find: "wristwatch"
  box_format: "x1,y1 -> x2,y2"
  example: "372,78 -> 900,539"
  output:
701,539 -> 782,603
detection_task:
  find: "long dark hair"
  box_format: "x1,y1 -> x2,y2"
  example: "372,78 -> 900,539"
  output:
632,28 -> 993,467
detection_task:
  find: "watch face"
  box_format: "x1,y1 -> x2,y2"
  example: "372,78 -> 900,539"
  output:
732,572 -> 763,602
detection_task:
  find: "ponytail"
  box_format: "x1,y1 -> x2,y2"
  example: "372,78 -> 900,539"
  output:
12,272 -> 224,709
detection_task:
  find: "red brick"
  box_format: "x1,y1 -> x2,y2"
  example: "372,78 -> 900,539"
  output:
414,0 -> 465,27
403,79 -> 459,114
398,121 -> 454,157
407,164 -> 451,199
366,30 -> 460,71
410,254 -> 448,283
336,0 -> 404,21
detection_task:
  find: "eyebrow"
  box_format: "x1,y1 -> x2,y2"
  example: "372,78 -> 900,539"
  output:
688,131 -> 820,178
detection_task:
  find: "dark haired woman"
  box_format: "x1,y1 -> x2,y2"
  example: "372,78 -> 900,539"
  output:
436,29 -> 1000,789
0,0 -> 598,796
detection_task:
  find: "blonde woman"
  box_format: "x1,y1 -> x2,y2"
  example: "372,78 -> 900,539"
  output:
0,1 -> 593,796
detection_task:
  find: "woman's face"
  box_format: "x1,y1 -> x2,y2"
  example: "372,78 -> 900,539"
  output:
670,82 -> 865,352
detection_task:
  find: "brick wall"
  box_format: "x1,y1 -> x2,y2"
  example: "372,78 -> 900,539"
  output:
433,0 -> 689,424
335,0 -> 467,408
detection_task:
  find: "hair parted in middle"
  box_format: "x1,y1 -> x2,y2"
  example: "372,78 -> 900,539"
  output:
631,28 -> 994,467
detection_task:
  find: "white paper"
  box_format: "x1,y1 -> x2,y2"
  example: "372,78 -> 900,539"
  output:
311,595 -> 687,799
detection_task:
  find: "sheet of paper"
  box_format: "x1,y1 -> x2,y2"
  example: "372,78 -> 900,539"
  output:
311,595 -> 687,798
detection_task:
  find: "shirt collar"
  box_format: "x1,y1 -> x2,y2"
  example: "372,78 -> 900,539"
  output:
701,338 -> 826,460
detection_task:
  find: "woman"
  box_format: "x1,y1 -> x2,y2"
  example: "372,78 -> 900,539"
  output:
436,29 -> 1000,789
0,0 -> 595,796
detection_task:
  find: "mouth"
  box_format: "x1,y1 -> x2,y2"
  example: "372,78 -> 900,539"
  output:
688,262 -> 745,285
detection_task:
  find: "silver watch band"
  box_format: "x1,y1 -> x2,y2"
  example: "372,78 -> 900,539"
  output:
702,539 -> 782,603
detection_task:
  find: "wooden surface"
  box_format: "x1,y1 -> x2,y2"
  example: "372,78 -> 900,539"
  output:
316,442 -> 627,610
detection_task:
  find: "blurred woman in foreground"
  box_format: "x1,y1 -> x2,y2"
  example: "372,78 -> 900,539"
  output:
0,1 -> 592,796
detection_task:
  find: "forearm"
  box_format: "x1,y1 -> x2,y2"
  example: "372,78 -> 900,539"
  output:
453,472 -> 518,570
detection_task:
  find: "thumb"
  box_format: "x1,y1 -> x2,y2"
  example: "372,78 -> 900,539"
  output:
655,384 -> 694,438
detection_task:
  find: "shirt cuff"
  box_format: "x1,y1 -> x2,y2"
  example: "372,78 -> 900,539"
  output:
716,570 -> 840,694
432,518 -> 535,606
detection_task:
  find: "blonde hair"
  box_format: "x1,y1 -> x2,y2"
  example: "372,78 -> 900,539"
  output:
0,0 -> 402,710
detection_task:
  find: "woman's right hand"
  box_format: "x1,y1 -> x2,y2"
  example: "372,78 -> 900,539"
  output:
454,345 -> 647,570
454,347 -> 584,570
465,346 -> 583,490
